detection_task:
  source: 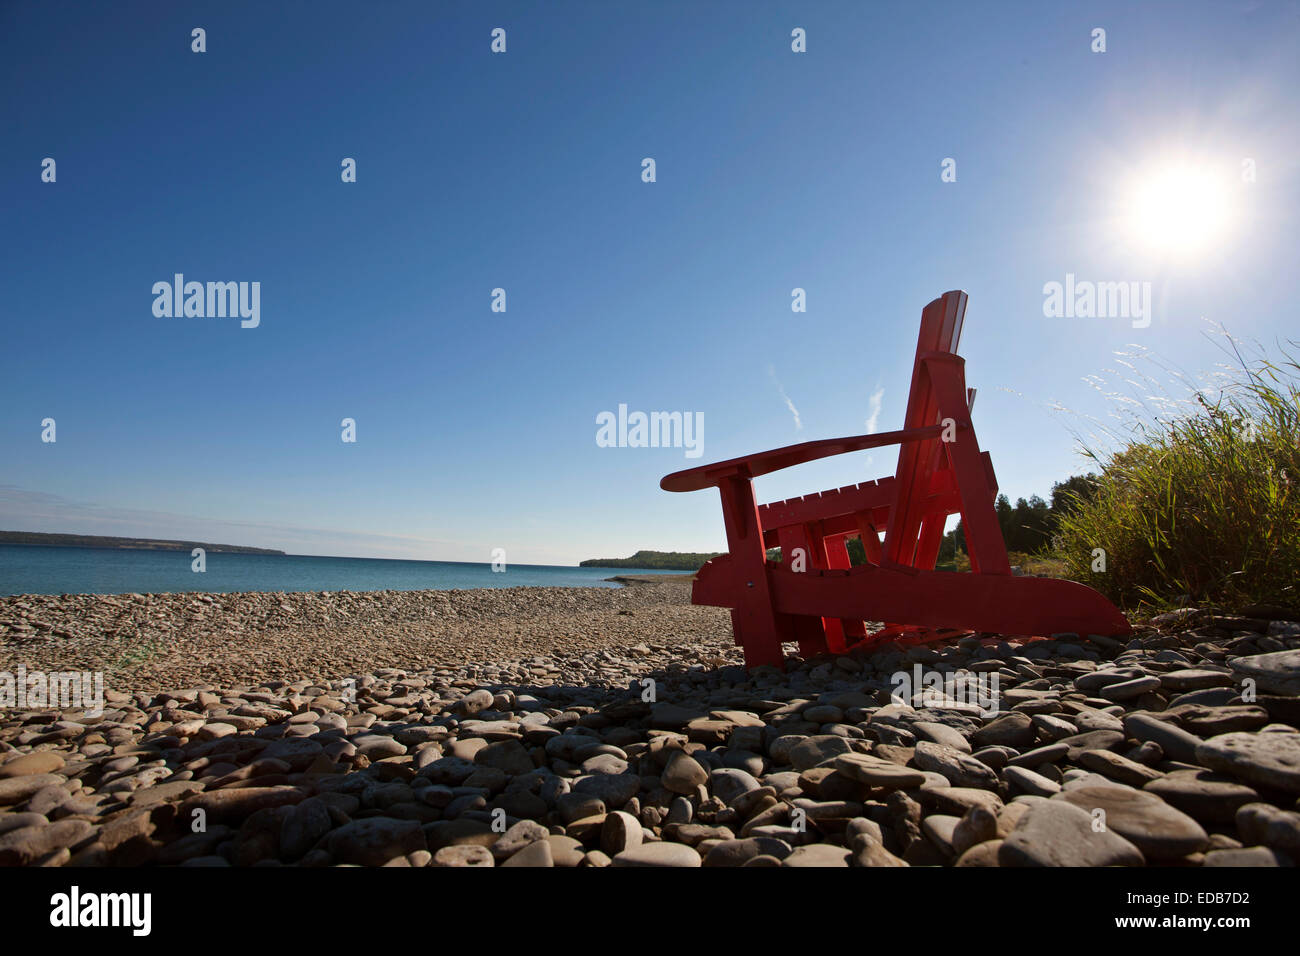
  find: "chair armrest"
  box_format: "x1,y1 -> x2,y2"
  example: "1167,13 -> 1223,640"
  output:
660,423 -> 947,493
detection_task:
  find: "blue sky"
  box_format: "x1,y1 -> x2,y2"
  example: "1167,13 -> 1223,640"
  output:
2,0 -> 1298,564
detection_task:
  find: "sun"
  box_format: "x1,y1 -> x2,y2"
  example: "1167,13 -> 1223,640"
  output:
1123,162 -> 1234,259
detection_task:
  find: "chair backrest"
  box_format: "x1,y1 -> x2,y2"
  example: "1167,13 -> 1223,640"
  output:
882,290 -> 968,566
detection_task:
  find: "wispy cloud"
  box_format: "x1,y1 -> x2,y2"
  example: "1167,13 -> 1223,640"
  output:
767,365 -> 802,431
865,382 -> 885,433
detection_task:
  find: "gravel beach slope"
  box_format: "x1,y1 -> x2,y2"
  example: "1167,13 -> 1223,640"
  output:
2,585 -> 1300,868
0,579 -> 730,691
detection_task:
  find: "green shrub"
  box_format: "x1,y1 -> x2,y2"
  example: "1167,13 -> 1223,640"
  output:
1056,332 -> 1300,611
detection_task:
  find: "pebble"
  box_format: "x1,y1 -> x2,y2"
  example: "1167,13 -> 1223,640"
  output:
913,741 -> 998,789
0,752 -> 66,778
1230,649 -> 1300,696
610,842 -> 702,867
1003,766 -> 1061,797
1055,784 -> 1208,859
1142,770 -> 1259,823
1195,731 -> 1300,793
661,751 -> 708,794
1000,799 -> 1145,866
835,753 -> 927,789
1234,802 -> 1300,855
433,845 -> 494,867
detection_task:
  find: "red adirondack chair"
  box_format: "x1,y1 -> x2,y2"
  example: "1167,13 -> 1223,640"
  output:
661,290 -> 1130,669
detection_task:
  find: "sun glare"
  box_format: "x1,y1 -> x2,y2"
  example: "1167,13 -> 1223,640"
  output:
1123,162 -> 1234,259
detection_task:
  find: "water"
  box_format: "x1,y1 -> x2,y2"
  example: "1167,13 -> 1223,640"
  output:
0,545 -> 669,596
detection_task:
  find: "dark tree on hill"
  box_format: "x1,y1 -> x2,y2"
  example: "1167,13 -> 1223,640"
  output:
936,474 -> 1099,559
1049,473 -> 1100,524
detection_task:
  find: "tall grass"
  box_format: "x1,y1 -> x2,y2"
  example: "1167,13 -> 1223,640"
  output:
1056,329 -> 1300,612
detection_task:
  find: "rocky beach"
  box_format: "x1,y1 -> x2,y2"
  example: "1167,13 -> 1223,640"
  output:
2,581 -> 1299,868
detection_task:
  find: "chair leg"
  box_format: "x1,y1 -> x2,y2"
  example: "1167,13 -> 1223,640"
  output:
717,475 -> 785,668
776,524 -> 830,658
823,535 -> 866,651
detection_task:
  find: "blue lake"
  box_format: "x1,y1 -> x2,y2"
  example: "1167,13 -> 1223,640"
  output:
0,544 -> 665,596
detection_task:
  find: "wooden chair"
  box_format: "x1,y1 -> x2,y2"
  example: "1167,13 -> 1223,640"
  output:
661,291 -> 1130,669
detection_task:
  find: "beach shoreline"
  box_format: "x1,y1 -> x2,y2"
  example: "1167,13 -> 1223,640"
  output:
0,580 -> 728,693
2,586 -> 1299,869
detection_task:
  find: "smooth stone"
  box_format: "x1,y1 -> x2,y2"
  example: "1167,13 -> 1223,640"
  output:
546,835 -> 585,867
920,814 -> 962,856
501,839 -> 554,867
913,722 -> 972,754
1175,705 -> 1270,736
0,752 -> 66,778
0,819 -> 93,866
1073,709 -> 1125,733
1229,650 -> 1300,696
327,817 -> 426,866
600,811 -> 643,856
649,703 -> 701,730
433,844 -> 494,867
915,786 -> 1004,817
781,844 -> 851,866
1054,784 -> 1208,859
1075,669 -> 1144,693
490,820 -> 550,861
611,842 -> 702,867
1099,676 -> 1162,701
702,837 -> 792,867
661,751 -> 708,795
475,740 -> 535,775
556,792 -> 607,823
0,812 -> 47,835
970,713 -> 1034,749
1031,714 -> 1077,741
572,773 -> 641,808
1059,730 -> 1126,759
1195,732 -> 1300,793
0,774 -> 64,806
581,754 -> 630,776
1235,802 -> 1300,854
1003,766 -> 1061,797
1000,800 -> 1145,866
709,767 -> 762,806
951,806 -> 998,857
954,839 -> 1004,866
1077,749 -> 1163,787
788,735 -> 855,771
1160,669 -> 1235,692
279,797 -> 334,860
1006,743 -> 1069,768
835,753 -> 927,790
1143,770 -> 1259,823
802,705 -> 845,724
852,837 -> 908,867
1202,846 -> 1291,867
1168,688 -> 1241,709
1124,713 -> 1202,763
913,741 -> 998,788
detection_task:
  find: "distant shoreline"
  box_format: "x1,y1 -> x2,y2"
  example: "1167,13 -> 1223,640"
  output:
580,549 -> 719,571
